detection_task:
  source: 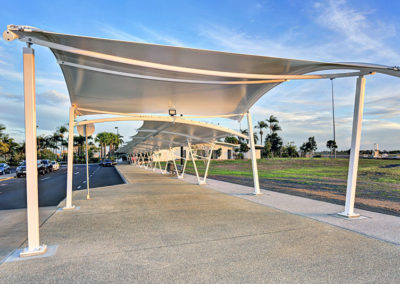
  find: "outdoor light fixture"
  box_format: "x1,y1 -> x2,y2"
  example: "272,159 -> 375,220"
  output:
168,108 -> 176,116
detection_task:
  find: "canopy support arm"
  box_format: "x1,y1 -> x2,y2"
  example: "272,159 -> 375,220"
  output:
179,149 -> 189,179
247,111 -> 261,195
170,147 -> 180,177
339,76 -> 366,218
202,143 -> 215,184
187,142 -> 214,185
187,142 -> 201,184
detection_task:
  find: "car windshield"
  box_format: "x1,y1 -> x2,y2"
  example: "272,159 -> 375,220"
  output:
20,162 -> 26,166
105,159 -> 111,162
0,163 -> 4,167
51,161 -> 56,164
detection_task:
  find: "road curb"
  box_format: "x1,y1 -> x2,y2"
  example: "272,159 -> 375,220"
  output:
114,165 -> 128,184
0,176 -> 15,181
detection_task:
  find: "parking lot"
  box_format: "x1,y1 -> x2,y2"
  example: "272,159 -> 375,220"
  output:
0,164 -> 124,210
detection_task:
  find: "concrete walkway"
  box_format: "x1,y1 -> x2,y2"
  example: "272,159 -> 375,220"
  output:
182,174 -> 400,245
1,165 -> 400,283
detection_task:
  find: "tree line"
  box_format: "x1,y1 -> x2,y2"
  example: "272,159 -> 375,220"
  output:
0,123 -> 123,165
225,115 -> 339,158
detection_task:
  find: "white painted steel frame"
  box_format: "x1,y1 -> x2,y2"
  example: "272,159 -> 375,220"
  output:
85,125 -> 90,200
186,142 -> 215,185
247,112 -> 261,195
64,106 -> 76,210
339,76 -> 366,218
20,46 -> 47,257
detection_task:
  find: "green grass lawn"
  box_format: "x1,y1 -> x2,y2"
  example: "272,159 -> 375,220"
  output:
180,158 -> 400,184
158,158 -> 400,214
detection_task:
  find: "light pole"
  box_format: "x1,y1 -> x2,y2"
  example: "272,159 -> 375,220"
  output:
331,79 -> 336,158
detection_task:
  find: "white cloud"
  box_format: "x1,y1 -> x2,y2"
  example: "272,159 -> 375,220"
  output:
37,90 -> 69,105
314,0 -> 400,63
99,24 -> 147,43
99,24 -> 184,46
137,24 -> 184,46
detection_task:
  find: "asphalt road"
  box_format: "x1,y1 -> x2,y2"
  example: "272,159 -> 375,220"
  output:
0,164 -> 124,210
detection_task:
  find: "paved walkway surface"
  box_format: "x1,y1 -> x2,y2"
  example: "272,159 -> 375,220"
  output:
1,165 -> 400,283
182,174 -> 400,245
0,207 -> 57,261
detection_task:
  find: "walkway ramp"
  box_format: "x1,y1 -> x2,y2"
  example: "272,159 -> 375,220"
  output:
1,165 -> 400,283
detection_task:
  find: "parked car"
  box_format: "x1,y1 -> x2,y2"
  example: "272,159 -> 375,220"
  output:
40,159 -> 53,173
16,160 -> 47,177
37,160 -> 47,175
100,159 -> 113,167
51,161 -> 60,171
0,163 -> 11,175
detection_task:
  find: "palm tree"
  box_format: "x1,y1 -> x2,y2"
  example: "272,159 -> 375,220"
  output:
74,135 -> 86,158
0,124 -> 6,138
266,115 -> 281,135
253,134 -> 258,144
240,129 -> 248,143
255,121 -> 267,144
51,133 -> 61,155
0,124 -> 10,156
57,125 -> 68,160
95,132 -> 109,158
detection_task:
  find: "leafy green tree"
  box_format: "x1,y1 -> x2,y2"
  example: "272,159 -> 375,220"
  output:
326,140 -> 338,158
265,132 -> 283,157
239,142 -> 249,154
281,142 -> 299,158
300,136 -> 318,156
224,136 -> 239,144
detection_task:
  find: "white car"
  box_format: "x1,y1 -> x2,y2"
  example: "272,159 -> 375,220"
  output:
51,161 -> 60,171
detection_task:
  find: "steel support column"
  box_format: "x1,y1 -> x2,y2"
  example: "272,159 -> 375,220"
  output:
64,105 -> 76,209
339,76 -> 366,218
85,125 -> 90,200
247,111 -> 261,194
20,46 -> 47,257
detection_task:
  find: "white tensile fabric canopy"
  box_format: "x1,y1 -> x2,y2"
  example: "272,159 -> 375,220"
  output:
4,24 -> 400,257
5,25 -> 400,119
119,118 -> 246,153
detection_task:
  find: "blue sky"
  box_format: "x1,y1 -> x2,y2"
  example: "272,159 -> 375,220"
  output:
0,0 -> 399,150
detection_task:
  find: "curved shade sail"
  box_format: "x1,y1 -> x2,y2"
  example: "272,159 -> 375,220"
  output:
119,118 -> 246,153
5,25 -> 400,119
